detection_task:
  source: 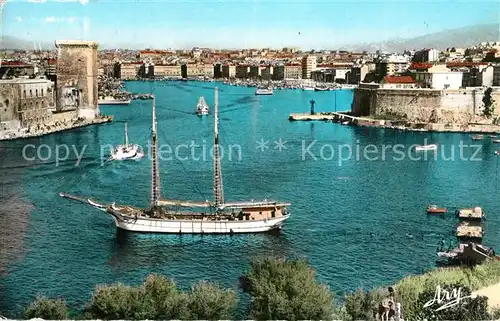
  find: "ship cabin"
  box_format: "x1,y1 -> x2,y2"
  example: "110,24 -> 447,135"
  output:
456,223 -> 484,244
222,201 -> 291,221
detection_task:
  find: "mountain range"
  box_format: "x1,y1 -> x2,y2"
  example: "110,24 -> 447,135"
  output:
1,23 -> 499,51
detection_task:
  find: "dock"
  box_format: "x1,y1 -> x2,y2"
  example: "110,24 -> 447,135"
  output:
288,111 -> 362,122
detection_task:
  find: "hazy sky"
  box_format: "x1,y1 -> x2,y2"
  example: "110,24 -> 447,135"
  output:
2,0 -> 499,49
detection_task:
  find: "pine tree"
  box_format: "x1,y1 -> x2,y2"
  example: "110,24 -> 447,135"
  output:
483,87 -> 495,117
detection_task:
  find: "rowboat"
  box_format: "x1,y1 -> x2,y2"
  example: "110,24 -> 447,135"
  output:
427,205 -> 446,214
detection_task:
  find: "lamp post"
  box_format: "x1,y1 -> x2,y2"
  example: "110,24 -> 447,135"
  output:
310,99 -> 315,115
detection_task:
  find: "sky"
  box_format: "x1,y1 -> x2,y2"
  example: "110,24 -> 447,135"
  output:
1,0 -> 499,49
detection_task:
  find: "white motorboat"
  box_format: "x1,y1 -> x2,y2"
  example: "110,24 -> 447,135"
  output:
414,144 -> 438,151
196,96 -> 209,116
255,88 -> 274,95
110,122 -> 144,161
98,96 -> 131,105
302,86 -> 315,91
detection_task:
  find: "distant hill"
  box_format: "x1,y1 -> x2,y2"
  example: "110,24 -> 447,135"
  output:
340,23 -> 500,53
0,36 -> 53,50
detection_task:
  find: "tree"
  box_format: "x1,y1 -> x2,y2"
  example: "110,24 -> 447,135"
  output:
24,296 -> 68,320
241,258 -> 336,321
483,87 -> 496,117
414,282 -> 490,321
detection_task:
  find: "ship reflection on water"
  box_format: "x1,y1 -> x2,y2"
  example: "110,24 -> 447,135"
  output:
108,229 -> 293,274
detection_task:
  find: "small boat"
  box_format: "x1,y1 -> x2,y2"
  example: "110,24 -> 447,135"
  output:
314,87 -> 329,91
255,88 -> 274,95
427,205 -> 446,214
493,140 -> 500,143
110,122 -> 145,161
98,96 -> 131,105
341,121 -> 349,125
490,135 -> 497,138
472,134 -> 484,140
414,144 -> 438,151
196,96 -> 209,116
302,86 -> 315,91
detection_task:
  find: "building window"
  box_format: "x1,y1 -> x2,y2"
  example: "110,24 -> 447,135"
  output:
41,88 -> 44,96
30,89 -> 33,97
23,90 -> 26,98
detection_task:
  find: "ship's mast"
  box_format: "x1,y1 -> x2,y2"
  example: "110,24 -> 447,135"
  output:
213,87 -> 225,208
124,122 -> 129,148
150,96 -> 161,209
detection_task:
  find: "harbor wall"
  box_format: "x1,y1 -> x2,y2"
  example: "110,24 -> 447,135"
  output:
351,86 -> 500,125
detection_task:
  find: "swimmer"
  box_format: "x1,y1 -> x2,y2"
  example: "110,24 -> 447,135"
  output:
406,233 -> 413,238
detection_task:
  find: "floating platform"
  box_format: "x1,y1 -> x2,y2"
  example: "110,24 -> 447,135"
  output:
288,111 -> 355,122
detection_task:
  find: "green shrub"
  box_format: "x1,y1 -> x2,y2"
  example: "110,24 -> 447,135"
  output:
24,296 -> 68,320
414,282 -> 489,320
241,257 -> 336,321
186,281 -> 238,320
344,288 -> 385,321
84,274 -> 236,320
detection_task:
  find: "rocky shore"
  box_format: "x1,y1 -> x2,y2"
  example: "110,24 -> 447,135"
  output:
0,115 -> 113,141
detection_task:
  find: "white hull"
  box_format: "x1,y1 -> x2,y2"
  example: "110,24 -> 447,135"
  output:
415,144 -> 438,151
110,144 -> 144,160
255,89 -> 274,95
98,99 -> 131,105
302,87 -> 315,91
112,215 -> 289,234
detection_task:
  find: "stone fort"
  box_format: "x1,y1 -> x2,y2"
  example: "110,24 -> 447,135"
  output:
55,40 -> 99,119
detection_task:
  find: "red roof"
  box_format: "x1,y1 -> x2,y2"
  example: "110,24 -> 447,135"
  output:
140,50 -> 167,55
446,62 -> 488,68
384,76 -> 416,84
47,58 -> 57,64
410,62 -> 433,70
1,61 -> 31,67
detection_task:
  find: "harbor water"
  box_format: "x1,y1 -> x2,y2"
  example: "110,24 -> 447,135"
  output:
1,81 -> 499,315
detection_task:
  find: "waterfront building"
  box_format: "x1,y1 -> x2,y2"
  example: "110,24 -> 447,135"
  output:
261,65 -> 273,81
348,64 -> 371,84
375,54 -> 411,78
249,65 -> 260,79
311,69 -> 335,82
284,63 -> 302,79
113,61 -> 142,80
0,78 -> 55,133
411,64 -> 463,90
55,40 -> 99,119
214,63 -> 223,79
153,64 -> 181,78
272,65 -> 285,80
301,55 -> 317,79
462,65 -> 494,87
380,76 -> 417,89
493,65 -> 500,86
41,58 -> 57,80
222,64 -> 236,78
0,61 -> 35,78
235,65 -> 249,79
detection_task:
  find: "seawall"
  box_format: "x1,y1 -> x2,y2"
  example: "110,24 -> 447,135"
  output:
352,85 -> 500,125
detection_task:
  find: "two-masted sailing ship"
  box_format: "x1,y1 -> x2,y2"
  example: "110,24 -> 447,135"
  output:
61,88 -> 291,234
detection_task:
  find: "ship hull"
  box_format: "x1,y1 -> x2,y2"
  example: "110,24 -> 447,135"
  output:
112,215 -> 289,234
98,99 -> 131,105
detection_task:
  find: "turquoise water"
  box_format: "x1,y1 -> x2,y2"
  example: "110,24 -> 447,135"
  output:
1,81 -> 500,316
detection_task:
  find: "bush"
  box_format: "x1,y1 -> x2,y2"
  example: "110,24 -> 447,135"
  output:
186,281 -> 238,320
84,274 -> 236,320
241,257 -> 336,320
24,296 -> 68,320
414,282 -> 489,320
344,288 -> 385,321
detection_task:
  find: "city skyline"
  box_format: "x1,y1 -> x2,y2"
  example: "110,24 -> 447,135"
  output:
2,0 -> 500,49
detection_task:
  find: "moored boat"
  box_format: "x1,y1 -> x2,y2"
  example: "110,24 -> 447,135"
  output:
98,96 -> 131,105
414,144 -> 438,151
255,88 -> 274,95
61,88 -> 291,234
427,205 -> 446,214
472,134 -> 484,140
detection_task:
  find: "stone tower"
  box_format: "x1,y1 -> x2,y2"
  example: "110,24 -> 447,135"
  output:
55,40 -> 99,119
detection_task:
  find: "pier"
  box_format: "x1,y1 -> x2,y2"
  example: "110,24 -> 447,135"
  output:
288,111 -> 364,122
